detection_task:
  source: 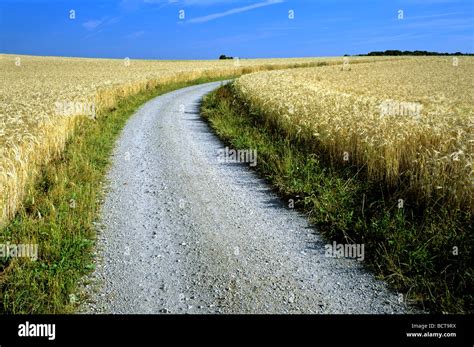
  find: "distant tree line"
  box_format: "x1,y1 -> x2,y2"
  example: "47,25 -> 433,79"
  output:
354,50 -> 473,56
219,54 -> 234,60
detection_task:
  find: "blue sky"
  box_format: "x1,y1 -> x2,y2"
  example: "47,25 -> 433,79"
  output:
0,0 -> 473,59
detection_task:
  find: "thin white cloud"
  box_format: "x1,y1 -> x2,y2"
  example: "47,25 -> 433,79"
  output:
81,17 -> 122,41
187,0 -> 284,24
83,19 -> 104,31
154,0 -> 239,5
107,17 -> 122,25
125,30 -> 146,39
398,0 -> 460,3
121,0 -> 240,9
402,12 -> 466,21
82,16 -> 121,31
81,29 -> 105,41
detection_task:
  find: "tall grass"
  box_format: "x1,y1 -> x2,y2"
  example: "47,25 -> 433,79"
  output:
0,76 -> 237,313
1,55 -> 384,228
201,83 -> 472,313
234,58 -> 473,214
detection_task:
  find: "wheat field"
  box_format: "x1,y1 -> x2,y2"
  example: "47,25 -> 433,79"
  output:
1,54 -> 360,227
234,57 -> 473,212
1,55 -> 463,228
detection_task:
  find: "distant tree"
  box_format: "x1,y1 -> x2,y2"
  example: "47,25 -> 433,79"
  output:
363,50 -> 473,56
219,54 -> 233,60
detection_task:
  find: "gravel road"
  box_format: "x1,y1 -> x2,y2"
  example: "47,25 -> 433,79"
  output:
81,81 -> 414,314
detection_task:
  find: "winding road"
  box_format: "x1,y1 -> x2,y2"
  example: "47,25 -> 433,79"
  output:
82,81 -> 413,314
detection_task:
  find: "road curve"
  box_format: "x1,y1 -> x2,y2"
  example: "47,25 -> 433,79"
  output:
82,81 -> 413,314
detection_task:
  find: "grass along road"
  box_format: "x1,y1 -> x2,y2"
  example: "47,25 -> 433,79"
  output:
200,83 -> 471,313
0,76 -> 243,313
80,82 -> 414,314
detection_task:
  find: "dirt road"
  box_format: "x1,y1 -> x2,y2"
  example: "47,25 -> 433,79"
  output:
82,81 -> 413,314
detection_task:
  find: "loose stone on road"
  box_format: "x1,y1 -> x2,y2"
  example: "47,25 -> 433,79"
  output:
81,82 -> 414,314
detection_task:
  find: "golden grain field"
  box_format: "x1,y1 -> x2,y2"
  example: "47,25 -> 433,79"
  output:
234,57 -> 473,211
1,54 -> 360,227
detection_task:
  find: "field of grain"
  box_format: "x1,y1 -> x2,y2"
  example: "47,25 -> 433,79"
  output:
234,57 -> 474,213
1,54 -> 367,227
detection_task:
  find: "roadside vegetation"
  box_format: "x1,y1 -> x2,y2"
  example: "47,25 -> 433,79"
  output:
2,54 -> 366,228
0,75 -> 239,313
201,81 -> 472,313
0,56 -> 372,313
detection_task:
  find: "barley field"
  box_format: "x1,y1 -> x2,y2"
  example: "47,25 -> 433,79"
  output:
1,54 -> 363,227
234,57 -> 474,212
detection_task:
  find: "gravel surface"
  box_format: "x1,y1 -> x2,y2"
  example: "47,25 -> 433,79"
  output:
80,81 -> 415,314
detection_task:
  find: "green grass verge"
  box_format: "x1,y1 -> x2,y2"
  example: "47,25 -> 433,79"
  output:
201,83 -> 472,314
0,59 -> 368,314
0,75 -> 238,314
